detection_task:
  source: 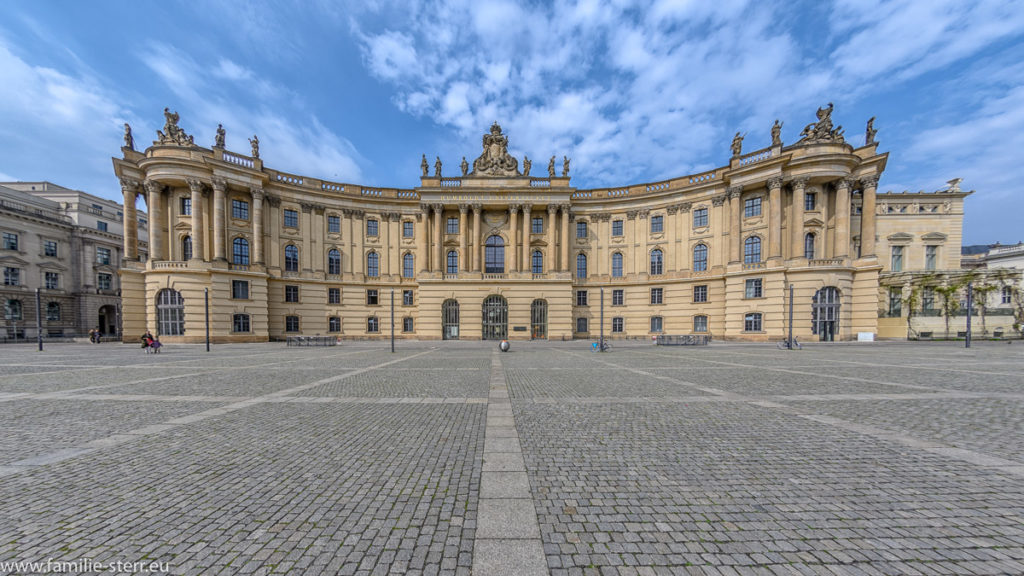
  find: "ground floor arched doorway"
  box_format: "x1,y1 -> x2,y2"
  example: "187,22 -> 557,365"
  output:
442,299 -> 459,340
481,295 -> 508,340
812,286 -> 840,341
98,304 -> 117,335
531,299 -> 547,339
156,288 -> 185,336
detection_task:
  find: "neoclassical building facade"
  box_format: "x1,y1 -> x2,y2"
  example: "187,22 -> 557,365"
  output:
112,106 -> 969,342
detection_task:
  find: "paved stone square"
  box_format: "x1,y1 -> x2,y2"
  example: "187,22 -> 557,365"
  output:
0,340 -> 1022,575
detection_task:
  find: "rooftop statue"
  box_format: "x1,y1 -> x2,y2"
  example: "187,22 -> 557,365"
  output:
470,122 -> 520,176
548,156 -> 555,178
421,154 -> 429,177
562,156 -> 570,177
215,124 -> 226,148
730,132 -> 744,157
156,107 -> 194,146
865,117 -> 877,146
771,119 -> 782,146
523,155 -> 531,176
798,102 -> 844,144
123,123 -> 134,151
249,135 -> 260,159
435,156 -> 442,178
460,156 -> 468,177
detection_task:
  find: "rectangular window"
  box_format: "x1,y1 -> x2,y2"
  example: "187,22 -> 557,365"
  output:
403,317 -> 414,333
531,217 -> 543,234
693,315 -> 708,332
45,272 -> 59,290
233,314 -> 251,333
92,203 -> 103,212
650,215 -> 664,234
366,219 -> 379,236
650,316 -> 663,333
366,289 -> 379,306
4,267 -> 20,286
744,197 -> 762,218
232,199 -> 249,220
611,317 -> 623,333
804,192 -> 816,211
403,289 -> 414,306
446,217 -> 459,235
285,285 -> 299,303
283,209 -> 298,228
693,208 -> 708,228
612,289 -> 624,306
329,316 -> 341,332
96,247 -> 111,265
888,288 -> 902,316
1002,286 -> 1013,305
367,316 -> 379,333
891,246 -> 903,272
232,280 -> 249,300
97,273 -> 112,290
576,290 -> 588,306
922,288 -> 935,311
925,245 -> 937,271
328,215 -> 340,233
181,197 -> 192,215
744,313 -> 763,332
3,232 -> 18,251
44,240 -> 57,257
403,221 -> 414,238
576,221 -> 587,238
328,287 -> 341,304
96,221 -> 108,232
693,285 -> 708,302
744,278 -> 763,299
650,287 -> 663,304
285,316 -> 299,332
575,317 -> 588,333
612,220 -> 623,236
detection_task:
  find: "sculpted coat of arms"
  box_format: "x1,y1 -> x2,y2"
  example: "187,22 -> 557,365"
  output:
471,122 -> 520,177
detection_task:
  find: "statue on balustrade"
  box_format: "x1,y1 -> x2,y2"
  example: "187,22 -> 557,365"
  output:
771,119 -> 782,146
249,135 -> 260,158
730,132 -> 744,156
865,117 -> 877,145
460,156 -> 469,177
214,124 -> 226,148
548,156 -> 555,178
156,108 -> 194,146
562,156 -> 570,177
523,156 -> 531,176
435,156 -> 442,177
470,122 -> 520,176
123,123 -> 134,151
421,154 -> 429,177
798,102 -> 845,144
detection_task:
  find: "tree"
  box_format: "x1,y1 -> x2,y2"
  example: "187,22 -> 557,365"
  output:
971,282 -> 999,337
902,284 -> 921,339
934,282 -> 963,338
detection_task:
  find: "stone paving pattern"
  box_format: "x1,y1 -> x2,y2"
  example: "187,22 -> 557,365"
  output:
0,341 -> 1021,575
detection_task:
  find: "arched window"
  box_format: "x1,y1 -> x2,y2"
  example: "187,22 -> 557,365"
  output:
804,233 -> 815,260
284,245 -> 299,272
46,302 -> 60,321
576,253 -> 587,278
327,249 -> 341,275
485,235 -> 504,274
744,236 -> 761,264
650,249 -> 663,275
402,253 -> 415,278
366,251 -> 379,277
447,250 -> 459,274
233,238 -> 250,265
693,244 -> 708,271
156,289 -> 185,336
182,235 -> 193,261
744,312 -> 763,332
531,250 -> 543,274
612,253 -> 623,277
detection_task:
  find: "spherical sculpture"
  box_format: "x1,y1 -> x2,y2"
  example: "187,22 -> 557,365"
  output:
499,340 -> 510,352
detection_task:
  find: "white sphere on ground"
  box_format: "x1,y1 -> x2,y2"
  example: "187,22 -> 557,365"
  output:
499,340 -> 510,352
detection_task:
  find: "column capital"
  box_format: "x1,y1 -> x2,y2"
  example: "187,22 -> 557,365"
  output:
789,177 -> 810,191
508,204 -> 521,214
119,177 -> 141,194
593,213 -> 611,222
666,205 -> 679,215
186,177 -> 205,193
711,195 -> 727,207
766,176 -> 783,191
678,202 -> 692,213
859,175 -> 880,189
300,202 -> 314,214
835,178 -> 854,191
382,211 -> 400,221
727,186 -> 743,199
638,209 -> 650,219
211,176 -> 227,192
431,203 -> 445,212
547,204 -> 558,214
458,204 -> 469,214
521,203 -> 533,213
250,185 -> 264,202
626,210 -> 638,220
265,194 -> 281,208
471,203 -> 483,213
142,179 -> 162,195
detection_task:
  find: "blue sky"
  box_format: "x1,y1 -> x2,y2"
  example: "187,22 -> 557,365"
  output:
1,0 -> 1022,245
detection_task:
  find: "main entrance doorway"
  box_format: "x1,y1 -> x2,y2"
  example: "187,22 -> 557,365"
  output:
442,299 -> 460,340
98,304 -> 117,335
812,286 -> 840,341
530,299 -> 547,339
481,295 -> 508,340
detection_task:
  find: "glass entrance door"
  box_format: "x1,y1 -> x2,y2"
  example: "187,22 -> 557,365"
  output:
530,299 -> 547,339
442,299 -> 459,340
481,295 -> 508,340
812,287 -> 840,341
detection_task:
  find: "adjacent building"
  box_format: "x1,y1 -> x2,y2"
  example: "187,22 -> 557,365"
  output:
111,105 -> 972,343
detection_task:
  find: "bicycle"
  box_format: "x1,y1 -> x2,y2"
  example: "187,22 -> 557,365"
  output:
591,340 -> 612,352
777,337 -> 802,350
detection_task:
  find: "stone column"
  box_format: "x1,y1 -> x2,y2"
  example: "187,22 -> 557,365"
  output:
767,177 -> 783,259
521,204 -> 532,272
417,205 -> 430,271
560,205 -> 570,272
458,204 -> 469,273
677,203 -> 691,270
187,178 -> 205,261
432,204 -> 443,273
472,204 -> 482,272
834,179 -> 851,258
251,185 -> 264,264
546,205 -> 557,273
211,177 -> 227,261
352,210 -> 365,275
508,204 -> 519,273
728,186 -> 742,263
820,187 -> 829,258
859,175 -> 879,257
267,196 -> 280,269
143,180 -> 163,261
790,177 -> 808,260
711,195 -> 726,268
300,204 -> 313,272
120,178 -> 140,261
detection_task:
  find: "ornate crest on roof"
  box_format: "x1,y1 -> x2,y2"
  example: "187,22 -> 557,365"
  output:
156,108 -> 194,146
471,122 -> 520,177
798,103 -> 844,144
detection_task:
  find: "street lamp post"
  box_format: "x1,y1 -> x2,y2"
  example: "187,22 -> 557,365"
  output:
204,287 -> 210,352
35,288 -> 43,351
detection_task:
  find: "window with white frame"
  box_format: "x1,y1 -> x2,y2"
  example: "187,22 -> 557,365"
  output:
744,278 -> 763,299
328,287 -> 341,304
96,247 -> 111,265
650,215 -> 664,233
650,287 -> 663,304
328,316 -> 341,332
650,316 -> 663,333
97,273 -> 112,290
283,209 -> 298,228
328,215 -> 340,233
232,280 -> 249,300
612,220 -> 623,236
693,208 -> 708,228
576,290 -> 588,306
233,314 -> 251,333
891,246 -> 903,272
744,312 -> 763,332
2,232 -> 17,251
744,197 -> 762,218
232,199 -> 249,220
285,316 -> 299,332
612,289 -> 624,306
612,317 -> 624,333
693,284 -> 708,302
693,315 -> 708,332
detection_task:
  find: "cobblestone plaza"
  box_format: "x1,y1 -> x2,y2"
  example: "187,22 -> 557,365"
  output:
0,342 -> 1023,575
